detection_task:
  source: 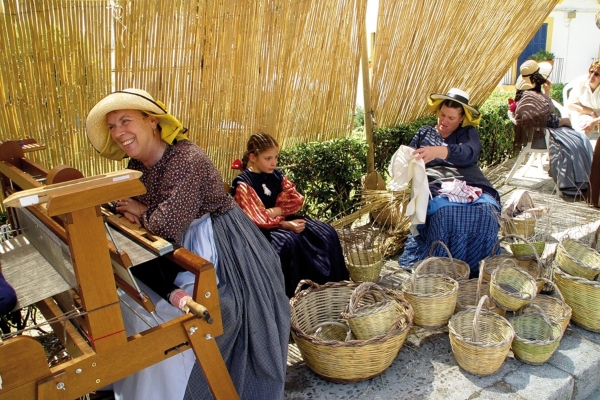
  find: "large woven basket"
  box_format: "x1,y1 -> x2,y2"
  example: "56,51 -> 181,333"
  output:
522,278 -> 572,334
510,304 -> 563,365
455,266 -> 505,316
346,248 -> 384,282
554,266 -> 600,333
448,295 -> 515,376
412,240 -> 470,281
343,282 -> 398,340
555,238 -> 600,281
489,259 -> 537,312
290,280 -> 413,382
402,259 -> 458,329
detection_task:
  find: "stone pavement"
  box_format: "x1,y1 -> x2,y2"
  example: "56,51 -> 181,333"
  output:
284,153 -> 600,400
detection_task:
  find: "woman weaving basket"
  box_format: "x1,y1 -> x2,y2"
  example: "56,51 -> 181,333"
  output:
394,88 -> 501,277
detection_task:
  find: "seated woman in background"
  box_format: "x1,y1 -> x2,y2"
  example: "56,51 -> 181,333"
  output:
396,88 -> 500,277
513,60 -> 593,200
566,60 -> 600,137
231,132 -> 348,297
86,89 -> 289,400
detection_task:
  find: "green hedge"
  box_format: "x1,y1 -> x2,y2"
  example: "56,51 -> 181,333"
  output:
278,88 -> 569,220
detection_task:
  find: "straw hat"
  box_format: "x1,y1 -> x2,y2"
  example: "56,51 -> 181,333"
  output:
429,88 -> 480,118
516,61 -> 553,91
86,88 -> 187,161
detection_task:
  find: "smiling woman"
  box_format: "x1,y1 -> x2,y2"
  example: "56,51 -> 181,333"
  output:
85,89 -> 290,400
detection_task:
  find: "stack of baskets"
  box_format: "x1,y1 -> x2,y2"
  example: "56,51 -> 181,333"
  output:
553,233 -> 600,333
290,280 -> 413,382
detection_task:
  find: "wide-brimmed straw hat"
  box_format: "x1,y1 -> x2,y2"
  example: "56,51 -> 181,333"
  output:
515,60 -> 553,91
86,88 -> 187,161
429,88 -> 480,118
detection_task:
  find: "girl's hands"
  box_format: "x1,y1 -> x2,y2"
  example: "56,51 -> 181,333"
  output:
280,219 -> 306,233
116,197 -> 147,224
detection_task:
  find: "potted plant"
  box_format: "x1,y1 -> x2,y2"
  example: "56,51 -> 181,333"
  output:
527,49 -> 555,65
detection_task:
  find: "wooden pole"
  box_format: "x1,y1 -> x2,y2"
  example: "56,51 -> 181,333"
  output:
360,17 -> 375,174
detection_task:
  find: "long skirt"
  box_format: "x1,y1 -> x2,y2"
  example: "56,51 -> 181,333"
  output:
115,206 -> 290,400
399,198 -> 500,277
547,126 -> 593,197
263,217 -> 348,297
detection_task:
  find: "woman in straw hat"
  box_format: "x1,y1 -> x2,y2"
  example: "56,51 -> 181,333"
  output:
394,88 -> 501,277
86,89 -> 289,400
513,60 -> 592,200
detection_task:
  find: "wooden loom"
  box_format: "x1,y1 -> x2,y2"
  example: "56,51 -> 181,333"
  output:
0,140 -> 238,399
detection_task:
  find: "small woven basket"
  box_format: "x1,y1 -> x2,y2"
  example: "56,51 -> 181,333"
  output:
554,266 -> 600,333
502,215 -> 536,238
489,259 -> 537,312
412,240 -> 470,281
482,235 -> 545,293
309,321 -> 354,341
510,241 -> 546,259
343,282 -> 398,340
555,238 -> 600,281
510,304 -> 563,365
402,258 -> 459,329
448,295 -> 515,376
455,265 -> 505,317
521,278 -> 572,334
290,280 -> 413,382
346,248 -> 384,282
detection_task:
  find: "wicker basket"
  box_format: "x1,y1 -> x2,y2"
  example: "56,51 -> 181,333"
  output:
554,266 -> 600,333
489,259 -> 537,311
510,304 -> 563,365
522,278 -> 572,334
448,295 -> 515,376
555,238 -> 600,281
346,248 -> 384,282
455,266 -> 505,316
402,259 -> 459,329
412,241 -> 470,281
510,241 -> 546,259
502,215 -> 536,239
290,280 -> 413,382
482,235 -> 545,293
343,282 -> 398,340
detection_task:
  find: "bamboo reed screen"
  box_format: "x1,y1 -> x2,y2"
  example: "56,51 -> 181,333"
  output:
0,0 -> 558,184
0,0 -> 366,183
370,0 -> 561,127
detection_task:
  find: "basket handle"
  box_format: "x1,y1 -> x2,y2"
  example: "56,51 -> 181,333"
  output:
537,278 -> 569,317
293,279 -> 320,297
475,263 -> 485,302
347,282 -> 388,314
520,303 -> 557,341
472,294 -> 490,342
311,321 -> 353,342
503,234 -> 543,277
428,240 -> 459,279
410,257 -> 440,288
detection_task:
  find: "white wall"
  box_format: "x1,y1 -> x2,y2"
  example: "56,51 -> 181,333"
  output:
549,0 -> 600,83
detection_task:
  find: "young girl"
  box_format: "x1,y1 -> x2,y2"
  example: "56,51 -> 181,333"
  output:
231,132 -> 348,297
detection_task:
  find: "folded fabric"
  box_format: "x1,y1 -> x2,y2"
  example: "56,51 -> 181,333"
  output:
388,145 -> 430,235
437,179 -> 482,203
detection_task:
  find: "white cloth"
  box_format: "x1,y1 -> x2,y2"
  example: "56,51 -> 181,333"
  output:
114,214 -> 217,400
388,145 -> 429,235
566,74 -> 600,134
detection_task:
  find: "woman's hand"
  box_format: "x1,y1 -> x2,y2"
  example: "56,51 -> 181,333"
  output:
412,146 -> 448,163
116,198 -> 147,224
542,79 -> 552,96
581,118 -> 599,135
266,207 -> 283,219
280,219 -> 306,233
